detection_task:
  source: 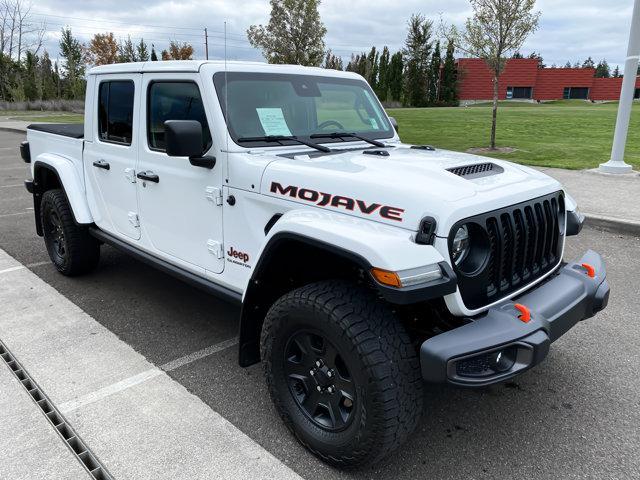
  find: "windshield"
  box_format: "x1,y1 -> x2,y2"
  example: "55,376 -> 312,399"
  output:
213,72 -> 394,148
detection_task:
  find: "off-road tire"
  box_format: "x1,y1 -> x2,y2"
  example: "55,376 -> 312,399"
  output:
260,280 -> 423,468
41,189 -> 100,276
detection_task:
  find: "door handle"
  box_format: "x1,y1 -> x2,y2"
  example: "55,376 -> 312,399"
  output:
92,160 -> 110,170
136,171 -> 160,183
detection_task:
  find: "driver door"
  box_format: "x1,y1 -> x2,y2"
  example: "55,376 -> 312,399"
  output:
136,74 -> 224,274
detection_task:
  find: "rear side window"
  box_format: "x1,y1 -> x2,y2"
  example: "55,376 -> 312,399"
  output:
147,82 -> 212,152
98,81 -> 135,145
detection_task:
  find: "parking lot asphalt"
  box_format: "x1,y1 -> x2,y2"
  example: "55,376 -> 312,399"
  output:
1,129 -> 639,479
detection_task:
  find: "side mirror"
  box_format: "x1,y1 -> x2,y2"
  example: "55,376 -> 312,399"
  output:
164,120 -> 216,169
388,116 -> 399,133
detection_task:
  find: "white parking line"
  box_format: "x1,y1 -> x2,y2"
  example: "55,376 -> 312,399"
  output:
0,261 -> 52,275
0,211 -> 29,218
0,184 -> 22,188
59,337 -> 239,414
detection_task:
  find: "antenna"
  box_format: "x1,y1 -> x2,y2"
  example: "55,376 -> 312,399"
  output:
224,21 -> 229,156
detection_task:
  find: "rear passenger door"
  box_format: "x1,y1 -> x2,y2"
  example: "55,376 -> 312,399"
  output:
136,74 -> 224,274
84,74 -> 141,240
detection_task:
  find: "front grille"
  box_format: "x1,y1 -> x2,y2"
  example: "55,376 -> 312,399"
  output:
451,192 -> 565,310
447,162 -> 504,179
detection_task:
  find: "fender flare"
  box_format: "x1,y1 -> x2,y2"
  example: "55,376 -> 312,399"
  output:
238,209 -> 455,367
33,156 -> 93,226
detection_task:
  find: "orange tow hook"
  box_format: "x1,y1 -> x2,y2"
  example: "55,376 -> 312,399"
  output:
581,263 -> 595,278
514,304 -> 531,323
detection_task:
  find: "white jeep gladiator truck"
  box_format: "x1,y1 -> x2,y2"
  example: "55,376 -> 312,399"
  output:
20,60 -> 610,468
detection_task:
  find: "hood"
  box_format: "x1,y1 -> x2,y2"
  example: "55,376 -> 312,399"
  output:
261,145 -> 562,234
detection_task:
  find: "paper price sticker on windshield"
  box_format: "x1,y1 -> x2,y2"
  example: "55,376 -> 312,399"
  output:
256,108 -> 292,136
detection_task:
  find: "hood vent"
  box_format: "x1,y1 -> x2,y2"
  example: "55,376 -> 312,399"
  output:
447,162 -> 504,179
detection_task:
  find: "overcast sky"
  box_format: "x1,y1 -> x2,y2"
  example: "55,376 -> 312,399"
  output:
29,0 -> 637,70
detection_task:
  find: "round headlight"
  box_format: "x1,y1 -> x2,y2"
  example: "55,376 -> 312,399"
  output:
452,225 -> 471,266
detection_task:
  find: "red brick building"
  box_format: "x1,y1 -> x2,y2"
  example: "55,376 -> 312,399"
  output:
457,58 -> 640,101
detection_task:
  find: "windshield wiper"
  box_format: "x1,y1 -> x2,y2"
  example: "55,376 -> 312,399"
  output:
237,135 -> 332,153
310,132 -> 386,148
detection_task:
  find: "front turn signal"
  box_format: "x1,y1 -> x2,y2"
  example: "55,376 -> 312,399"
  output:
370,268 -> 402,288
581,263 -> 595,278
514,303 -> 531,323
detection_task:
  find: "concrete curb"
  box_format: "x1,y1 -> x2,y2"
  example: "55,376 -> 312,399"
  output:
585,213 -> 640,237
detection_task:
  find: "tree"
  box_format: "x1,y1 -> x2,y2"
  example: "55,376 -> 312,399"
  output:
403,13 -> 433,107
322,49 -> 343,70
58,27 -> 85,99
456,0 -> 540,149
595,59 -> 610,78
582,56 -> 595,69
137,38 -> 149,61
39,50 -> 56,99
387,51 -> 403,102
528,51 -> 544,68
564,61 -> 572,68
117,36 -> 137,63
512,51 -> 523,58
247,0 -> 326,66
150,43 -> 158,61
366,46 -> 379,92
22,49 -> 37,100
612,65 -> 620,78
427,40 -> 441,104
88,32 -> 118,65
440,39 -> 458,105
162,41 -> 194,60
377,46 -> 390,100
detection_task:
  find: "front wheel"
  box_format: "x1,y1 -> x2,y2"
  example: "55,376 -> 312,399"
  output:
260,280 -> 423,468
41,189 -> 100,276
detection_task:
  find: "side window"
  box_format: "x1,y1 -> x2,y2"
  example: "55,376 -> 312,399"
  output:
98,81 -> 135,145
148,82 -> 212,152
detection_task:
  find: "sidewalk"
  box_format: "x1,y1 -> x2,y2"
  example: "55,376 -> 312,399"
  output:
1,120 -> 638,235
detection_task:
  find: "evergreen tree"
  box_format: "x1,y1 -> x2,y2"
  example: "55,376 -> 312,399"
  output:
377,46 -> 390,101
59,28 -> 85,99
528,51 -> 545,68
511,51 -> 523,58
612,65 -> 620,78
118,36 -> 137,62
23,51 -> 38,101
388,51 -> 403,102
150,44 -> 158,61
564,61 -> 572,68
595,59 -> 610,78
40,51 -> 56,100
440,40 -> 458,106
402,13 -> 433,107
427,40 -> 441,104
582,57 -> 595,69
137,38 -> 149,61
322,50 -> 343,70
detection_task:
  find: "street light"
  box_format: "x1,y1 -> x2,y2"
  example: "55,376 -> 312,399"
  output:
599,0 -> 640,174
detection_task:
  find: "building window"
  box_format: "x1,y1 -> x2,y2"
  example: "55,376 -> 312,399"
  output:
635,88 -> 640,99
506,86 -> 533,99
563,87 -> 589,100
98,81 -> 135,145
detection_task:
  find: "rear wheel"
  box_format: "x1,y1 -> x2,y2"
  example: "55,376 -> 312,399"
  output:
41,189 -> 100,276
260,280 -> 423,468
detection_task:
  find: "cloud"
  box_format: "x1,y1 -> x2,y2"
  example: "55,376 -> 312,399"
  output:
32,0 -> 634,69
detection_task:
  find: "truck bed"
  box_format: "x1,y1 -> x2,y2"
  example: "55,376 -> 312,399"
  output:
27,123 -> 84,139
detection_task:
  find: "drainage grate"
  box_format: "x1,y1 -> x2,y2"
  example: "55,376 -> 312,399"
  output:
0,340 -> 113,480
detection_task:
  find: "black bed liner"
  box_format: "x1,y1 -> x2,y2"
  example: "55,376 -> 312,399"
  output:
27,123 -> 84,139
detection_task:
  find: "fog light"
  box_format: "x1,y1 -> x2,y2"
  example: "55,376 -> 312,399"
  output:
488,346 -> 517,373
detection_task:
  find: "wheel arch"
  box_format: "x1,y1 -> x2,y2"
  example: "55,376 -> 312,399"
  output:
32,157 -> 93,235
238,232 -> 372,367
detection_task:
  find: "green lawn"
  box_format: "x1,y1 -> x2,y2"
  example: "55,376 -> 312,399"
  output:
387,100 -> 640,170
0,111 -> 83,123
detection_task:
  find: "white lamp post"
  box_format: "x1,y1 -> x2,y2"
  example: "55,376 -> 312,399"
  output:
599,0 -> 640,174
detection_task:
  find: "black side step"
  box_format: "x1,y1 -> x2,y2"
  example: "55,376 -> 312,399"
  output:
89,228 -> 242,305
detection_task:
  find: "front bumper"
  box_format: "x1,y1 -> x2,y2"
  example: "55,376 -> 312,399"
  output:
420,250 -> 610,387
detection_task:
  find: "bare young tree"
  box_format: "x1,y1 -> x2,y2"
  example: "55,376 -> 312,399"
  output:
453,0 -> 540,149
0,0 -> 45,60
